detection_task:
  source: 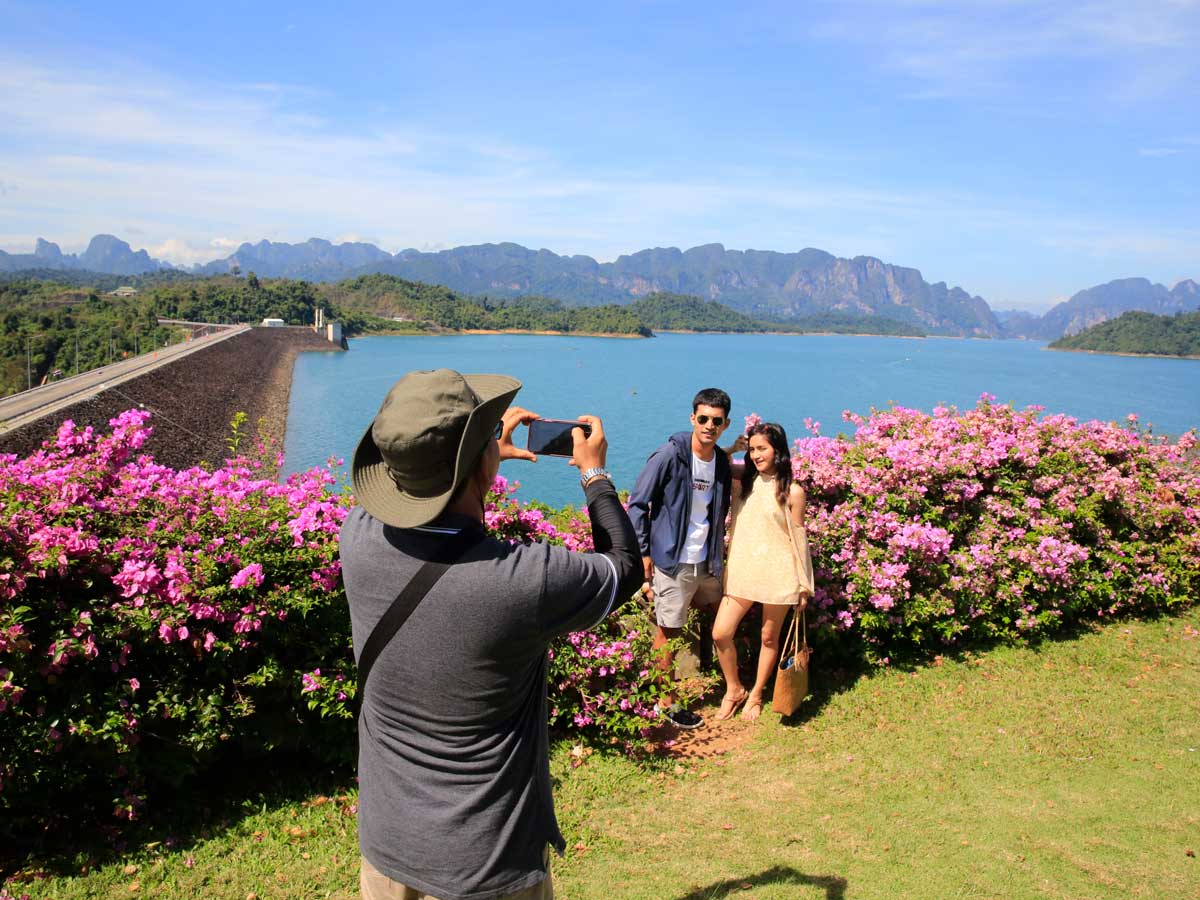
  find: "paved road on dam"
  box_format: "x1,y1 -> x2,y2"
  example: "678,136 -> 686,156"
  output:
0,324 -> 250,433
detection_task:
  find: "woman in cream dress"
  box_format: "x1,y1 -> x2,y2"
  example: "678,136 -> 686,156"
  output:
712,422 -> 814,721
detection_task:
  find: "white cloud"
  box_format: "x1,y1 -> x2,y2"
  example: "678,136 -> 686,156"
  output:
334,233 -> 383,246
1041,228 -> 1200,260
811,0 -> 1200,102
0,44 -> 1194,308
145,239 -> 221,267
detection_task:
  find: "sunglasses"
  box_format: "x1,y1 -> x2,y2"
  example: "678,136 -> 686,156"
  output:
695,415 -> 726,427
492,422 -> 504,439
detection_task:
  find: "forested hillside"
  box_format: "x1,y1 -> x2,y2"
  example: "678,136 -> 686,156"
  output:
1050,310 -> 1200,357
0,279 -> 187,397
1,271 -> 931,397
628,293 -> 764,331
0,273 -> 650,395
327,274 -> 651,335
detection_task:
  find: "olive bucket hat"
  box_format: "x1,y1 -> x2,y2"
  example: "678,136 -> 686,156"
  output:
352,369 -> 521,528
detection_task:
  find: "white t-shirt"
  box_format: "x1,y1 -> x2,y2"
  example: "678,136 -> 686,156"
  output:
681,452 -> 716,564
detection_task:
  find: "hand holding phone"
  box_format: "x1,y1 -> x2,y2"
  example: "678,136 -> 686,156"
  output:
527,418 -> 593,457
570,415 -> 606,472
498,406 -> 540,462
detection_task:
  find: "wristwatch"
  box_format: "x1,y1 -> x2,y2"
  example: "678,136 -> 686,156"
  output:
579,467 -> 612,488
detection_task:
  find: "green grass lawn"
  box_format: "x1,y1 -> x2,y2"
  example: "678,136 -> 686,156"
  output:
12,608 -> 1200,900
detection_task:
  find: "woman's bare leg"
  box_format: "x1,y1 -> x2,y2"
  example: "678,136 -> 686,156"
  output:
712,595 -> 753,718
743,604 -> 790,721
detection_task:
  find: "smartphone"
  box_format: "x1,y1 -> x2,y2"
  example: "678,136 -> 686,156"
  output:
527,418 -> 591,457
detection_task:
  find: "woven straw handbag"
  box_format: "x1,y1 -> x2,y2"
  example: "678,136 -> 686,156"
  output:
772,605 -> 810,716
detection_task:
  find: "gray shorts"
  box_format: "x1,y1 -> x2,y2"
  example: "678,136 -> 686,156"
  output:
652,562 -> 722,629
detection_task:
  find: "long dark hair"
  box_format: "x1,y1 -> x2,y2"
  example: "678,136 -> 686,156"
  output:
741,422 -> 792,508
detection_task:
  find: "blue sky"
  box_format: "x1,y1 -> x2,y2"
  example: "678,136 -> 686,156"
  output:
1,0 -> 1197,311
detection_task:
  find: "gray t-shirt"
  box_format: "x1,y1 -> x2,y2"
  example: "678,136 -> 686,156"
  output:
340,506 -> 621,900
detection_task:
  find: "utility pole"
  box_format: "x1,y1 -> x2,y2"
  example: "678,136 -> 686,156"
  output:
25,333 -> 45,390
75,332 -> 80,376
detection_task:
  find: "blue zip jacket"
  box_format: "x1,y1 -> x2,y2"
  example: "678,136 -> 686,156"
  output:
626,432 -> 732,578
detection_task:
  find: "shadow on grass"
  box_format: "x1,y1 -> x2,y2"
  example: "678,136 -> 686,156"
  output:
670,865 -> 847,899
2,748 -> 356,881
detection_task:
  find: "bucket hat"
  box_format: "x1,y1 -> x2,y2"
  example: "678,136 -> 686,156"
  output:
352,369 -> 521,527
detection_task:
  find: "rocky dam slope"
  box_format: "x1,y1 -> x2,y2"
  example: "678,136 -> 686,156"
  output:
0,328 -> 341,470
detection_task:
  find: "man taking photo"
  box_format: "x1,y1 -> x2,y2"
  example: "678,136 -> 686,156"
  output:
341,368 -> 642,900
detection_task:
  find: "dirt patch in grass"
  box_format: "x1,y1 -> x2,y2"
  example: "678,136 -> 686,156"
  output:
647,701 -> 765,761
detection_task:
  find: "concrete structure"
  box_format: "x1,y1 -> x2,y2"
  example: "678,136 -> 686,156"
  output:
261,317 -> 286,327
326,321 -> 343,344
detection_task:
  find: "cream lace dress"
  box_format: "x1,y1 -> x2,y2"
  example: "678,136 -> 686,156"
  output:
723,476 -> 815,605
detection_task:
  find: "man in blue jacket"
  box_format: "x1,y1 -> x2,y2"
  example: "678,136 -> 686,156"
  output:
627,387 -> 733,729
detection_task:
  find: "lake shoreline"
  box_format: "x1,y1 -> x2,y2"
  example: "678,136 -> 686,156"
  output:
359,326 -> 647,339
656,329 -> 932,339
1047,346 -> 1200,361
359,326 -> 938,340
460,328 -> 645,339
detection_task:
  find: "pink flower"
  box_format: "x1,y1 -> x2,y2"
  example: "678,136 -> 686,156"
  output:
230,563 -> 265,589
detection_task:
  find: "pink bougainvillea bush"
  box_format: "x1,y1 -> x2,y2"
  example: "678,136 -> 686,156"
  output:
0,410 -> 353,838
0,415 -> 667,841
5,398 -> 1198,839
297,474 -> 670,746
791,396 -> 1200,664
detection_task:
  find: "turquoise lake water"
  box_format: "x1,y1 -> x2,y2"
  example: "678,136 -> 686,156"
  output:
284,333 -> 1200,508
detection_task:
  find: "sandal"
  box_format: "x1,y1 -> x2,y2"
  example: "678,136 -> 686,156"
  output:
741,696 -> 764,722
714,688 -> 748,721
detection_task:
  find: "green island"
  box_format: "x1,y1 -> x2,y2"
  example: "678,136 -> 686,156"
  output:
0,272 -> 924,397
1049,309 -> 1200,358
627,291 -> 925,337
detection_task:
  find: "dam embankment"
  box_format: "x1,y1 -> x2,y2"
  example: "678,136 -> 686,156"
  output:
0,327 -> 340,470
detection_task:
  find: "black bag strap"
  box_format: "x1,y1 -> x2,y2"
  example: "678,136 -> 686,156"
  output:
356,528 -> 483,712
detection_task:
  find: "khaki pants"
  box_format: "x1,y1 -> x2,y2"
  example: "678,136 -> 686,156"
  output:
360,853 -> 553,900
652,562 -> 722,629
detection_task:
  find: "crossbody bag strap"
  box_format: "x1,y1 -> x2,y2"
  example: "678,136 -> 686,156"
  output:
355,528 -> 483,713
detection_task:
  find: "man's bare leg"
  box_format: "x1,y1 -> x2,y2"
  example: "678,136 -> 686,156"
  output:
652,623 -> 681,708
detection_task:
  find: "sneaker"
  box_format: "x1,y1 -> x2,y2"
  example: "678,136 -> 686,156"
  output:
662,704 -> 704,729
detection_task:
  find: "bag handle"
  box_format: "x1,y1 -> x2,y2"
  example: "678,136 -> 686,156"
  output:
356,528 -> 482,713
779,604 -> 808,668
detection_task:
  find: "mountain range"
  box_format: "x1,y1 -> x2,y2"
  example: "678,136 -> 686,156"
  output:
190,239 -> 999,337
1018,278 -> 1200,341
0,235 -> 170,276
3,234 -> 1197,341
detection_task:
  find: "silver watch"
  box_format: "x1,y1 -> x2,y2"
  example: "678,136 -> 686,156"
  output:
579,467 -> 612,488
